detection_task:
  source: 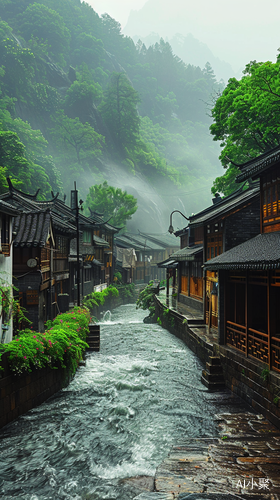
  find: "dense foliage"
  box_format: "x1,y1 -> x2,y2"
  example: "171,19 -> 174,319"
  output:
0,307 -> 90,374
136,282 -> 156,322
85,181 -> 137,228
82,285 -> 119,313
0,0 -> 223,202
210,60 -> 280,195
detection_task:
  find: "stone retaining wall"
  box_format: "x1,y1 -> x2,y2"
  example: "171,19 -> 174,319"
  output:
154,296 -> 214,364
218,345 -> 280,428
154,295 -> 280,429
0,351 -> 73,430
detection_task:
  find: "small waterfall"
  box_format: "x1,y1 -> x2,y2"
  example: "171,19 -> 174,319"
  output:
103,310 -> 112,322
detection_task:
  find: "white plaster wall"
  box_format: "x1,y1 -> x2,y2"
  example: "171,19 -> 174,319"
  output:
0,218 -> 13,343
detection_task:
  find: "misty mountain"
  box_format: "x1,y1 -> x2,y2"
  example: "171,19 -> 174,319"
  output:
124,0 -> 280,74
0,0 -> 224,232
131,32 -> 234,83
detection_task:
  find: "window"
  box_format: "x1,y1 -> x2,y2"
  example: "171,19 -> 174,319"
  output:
207,231 -> 223,261
0,213 -> 10,255
262,168 -> 280,232
83,231 -> 91,244
56,236 -> 68,258
84,267 -> 91,282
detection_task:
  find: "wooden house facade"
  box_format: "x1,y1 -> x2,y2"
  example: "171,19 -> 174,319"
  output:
172,184 -> 260,325
204,146 -> 280,373
12,210 -> 56,331
115,232 -> 179,283
0,181 -> 118,331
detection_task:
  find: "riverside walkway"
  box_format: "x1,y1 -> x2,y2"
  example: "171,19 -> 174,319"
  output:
132,292 -> 280,500
133,411 -> 280,499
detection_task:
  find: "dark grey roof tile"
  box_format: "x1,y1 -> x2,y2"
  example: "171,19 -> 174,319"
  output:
204,232 -> 280,270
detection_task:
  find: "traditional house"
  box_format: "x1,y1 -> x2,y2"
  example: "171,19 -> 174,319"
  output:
0,180 -> 118,327
171,183 -> 260,326
12,210 -> 55,331
115,232 -> 179,283
204,145 -> 280,373
0,200 -> 19,343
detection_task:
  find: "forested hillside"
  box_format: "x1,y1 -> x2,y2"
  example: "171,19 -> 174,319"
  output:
0,0 -> 224,228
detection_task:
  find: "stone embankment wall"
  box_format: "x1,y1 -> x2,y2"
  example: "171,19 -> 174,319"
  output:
218,345 -> 280,429
154,296 -> 214,364
0,351 -> 73,430
154,295 -> 280,429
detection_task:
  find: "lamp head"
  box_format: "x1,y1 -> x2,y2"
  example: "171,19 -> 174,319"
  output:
168,224 -> 174,234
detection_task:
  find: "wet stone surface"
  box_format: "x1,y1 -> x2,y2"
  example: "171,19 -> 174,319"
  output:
152,413 -> 280,500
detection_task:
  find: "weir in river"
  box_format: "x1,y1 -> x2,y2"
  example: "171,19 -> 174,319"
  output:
0,304 -> 251,500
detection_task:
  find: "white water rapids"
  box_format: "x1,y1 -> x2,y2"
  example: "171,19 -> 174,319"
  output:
0,304 -> 251,499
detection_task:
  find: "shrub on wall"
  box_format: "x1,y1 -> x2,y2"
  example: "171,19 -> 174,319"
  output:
83,285 -> 119,312
0,307 -> 90,375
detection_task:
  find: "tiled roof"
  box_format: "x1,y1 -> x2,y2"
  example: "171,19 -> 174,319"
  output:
171,245 -> 203,262
115,235 -> 144,251
235,145 -> 280,183
188,185 -> 259,228
0,200 -> 20,216
204,232 -> 280,270
13,211 -> 51,247
138,231 -> 179,248
93,234 -> 109,247
0,184 -> 118,235
115,233 -> 166,251
157,257 -> 178,268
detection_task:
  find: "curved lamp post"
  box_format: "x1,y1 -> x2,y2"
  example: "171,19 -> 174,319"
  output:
168,210 -> 190,234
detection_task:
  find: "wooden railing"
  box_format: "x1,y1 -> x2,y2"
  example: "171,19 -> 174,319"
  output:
226,321 -> 280,373
248,328 -> 269,364
226,321 -> 246,353
271,335 -> 280,373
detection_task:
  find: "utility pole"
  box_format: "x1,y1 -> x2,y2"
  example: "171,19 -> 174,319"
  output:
72,182 -> 81,306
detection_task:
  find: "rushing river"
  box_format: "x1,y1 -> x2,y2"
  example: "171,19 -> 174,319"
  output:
0,304 -> 249,500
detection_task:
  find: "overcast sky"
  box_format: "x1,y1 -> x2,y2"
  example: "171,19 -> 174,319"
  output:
89,0 -> 147,27
88,0 -> 280,73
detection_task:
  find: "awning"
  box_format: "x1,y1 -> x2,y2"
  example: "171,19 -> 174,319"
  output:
157,258 -> 178,268
91,258 -> 102,267
68,256 -> 83,262
171,245 -> 203,262
93,234 -> 109,247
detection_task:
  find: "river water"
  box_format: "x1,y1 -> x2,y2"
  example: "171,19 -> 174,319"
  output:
0,304 -> 249,500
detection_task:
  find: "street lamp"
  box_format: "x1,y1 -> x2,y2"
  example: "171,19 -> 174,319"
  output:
168,210 -> 190,234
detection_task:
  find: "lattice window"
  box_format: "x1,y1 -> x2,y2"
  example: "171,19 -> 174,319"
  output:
207,232 -> 223,260
26,290 -> 39,305
55,236 -> 68,258
262,168 -> 280,232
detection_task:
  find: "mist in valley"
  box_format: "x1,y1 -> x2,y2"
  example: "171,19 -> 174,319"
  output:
1,0 -> 276,234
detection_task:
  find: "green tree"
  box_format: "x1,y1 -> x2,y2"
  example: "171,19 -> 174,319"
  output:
64,80 -> 102,120
99,72 -> 140,153
85,181 -> 137,228
49,111 -> 104,168
0,129 -> 51,195
19,3 -> 70,64
0,36 -> 34,99
210,60 -> 280,194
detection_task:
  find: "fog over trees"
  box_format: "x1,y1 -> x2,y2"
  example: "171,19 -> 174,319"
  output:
0,0 -> 279,229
